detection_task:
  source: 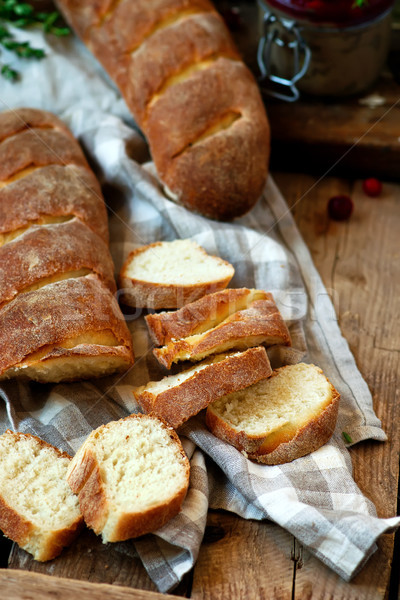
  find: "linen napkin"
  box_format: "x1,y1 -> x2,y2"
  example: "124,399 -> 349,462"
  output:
0,24 -> 399,593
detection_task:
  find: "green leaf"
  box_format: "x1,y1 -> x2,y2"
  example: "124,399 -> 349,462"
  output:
13,3 -> 34,17
51,26 -> 70,36
1,63 -> 18,80
342,431 -> 353,444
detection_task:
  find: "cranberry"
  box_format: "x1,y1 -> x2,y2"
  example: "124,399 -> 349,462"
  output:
362,178 -> 382,197
328,195 -> 353,221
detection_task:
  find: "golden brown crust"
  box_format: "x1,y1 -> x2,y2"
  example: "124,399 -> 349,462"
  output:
0,129 -> 89,182
70,451 -> 108,535
0,164 -> 109,242
147,58 -> 270,220
205,367 -> 341,465
146,288 -> 269,345
119,241 -> 234,309
0,108 -> 74,142
0,219 -> 116,308
124,11 -> 239,127
67,414 -> 190,541
0,276 -> 133,377
135,347 -> 272,429
55,0 -> 270,220
154,296 -> 291,368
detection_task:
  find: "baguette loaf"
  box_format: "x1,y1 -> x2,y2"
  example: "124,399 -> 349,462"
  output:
153,296 -> 291,368
0,430 -> 83,561
0,108 -> 134,382
134,346 -> 272,428
120,239 -> 234,309
55,0 -> 270,221
146,288 -> 269,345
206,363 -> 340,465
67,414 -> 190,542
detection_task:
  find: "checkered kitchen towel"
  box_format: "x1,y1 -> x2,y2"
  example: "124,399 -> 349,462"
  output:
0,25 -> 399,593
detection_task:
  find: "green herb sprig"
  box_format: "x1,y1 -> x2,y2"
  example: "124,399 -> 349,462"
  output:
0,1 -> 70,81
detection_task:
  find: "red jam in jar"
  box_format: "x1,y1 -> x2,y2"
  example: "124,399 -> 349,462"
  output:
258,0 -> 395,98
265,0 -> 395,26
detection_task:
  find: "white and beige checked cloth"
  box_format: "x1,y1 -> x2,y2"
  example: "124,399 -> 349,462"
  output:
0,25 -> 399,593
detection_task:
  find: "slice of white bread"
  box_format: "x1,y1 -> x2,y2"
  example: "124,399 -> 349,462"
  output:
206,363 -> 340,465
146,287 -> 268,346
0,430 -> 83,561
134,347 -> 272,429
153,296 -> 291,369
67,414 -> 190,542
119,239 -> 234,309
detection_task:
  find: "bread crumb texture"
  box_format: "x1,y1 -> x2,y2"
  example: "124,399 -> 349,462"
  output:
210,363 -> 333,436
0,430 -> 82,561
124,239 -> 233,285
69,414 -> 189,542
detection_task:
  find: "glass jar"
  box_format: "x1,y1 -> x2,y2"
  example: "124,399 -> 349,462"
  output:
257,0 -> 395,100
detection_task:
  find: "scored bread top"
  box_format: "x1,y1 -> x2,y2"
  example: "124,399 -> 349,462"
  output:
206,362 -> 340,465
146,288 -> 269,345
0,107 -> 134,383
0,219 -> 116,309
0,108 -> 74,142
0,275 -> 133,378
0,164 -> 109,243
154,296 -> 291,368
119,239 -> 234,309
67,413 -> 190,542
56,0 -> 270,220
0,430 -> 83,561
134,347 -> 272,429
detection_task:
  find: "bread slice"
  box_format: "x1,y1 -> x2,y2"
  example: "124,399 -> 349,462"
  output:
153,296 -> 291,369
206,363 -> 340,465
119,239 -> 234,309
134,347 -> 272,429
67,414 -> 190,542
0,430 -> 83,561
146,287 -> 268,346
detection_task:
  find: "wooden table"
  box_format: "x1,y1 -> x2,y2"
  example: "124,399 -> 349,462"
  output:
1,171 -> 399,599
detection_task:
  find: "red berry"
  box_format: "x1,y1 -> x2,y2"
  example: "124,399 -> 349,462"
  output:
328,195 -> 353,221
362,178 -> 382,197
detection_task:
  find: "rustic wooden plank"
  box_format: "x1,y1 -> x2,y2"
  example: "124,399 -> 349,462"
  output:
0,569 -> 171,600
191,512 -> 295,600
267,77 -> 400,181
8,529 -> 159,593
274,172 -> 400,598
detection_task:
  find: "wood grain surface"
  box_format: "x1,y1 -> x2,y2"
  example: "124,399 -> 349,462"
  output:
6,173 -> 400,599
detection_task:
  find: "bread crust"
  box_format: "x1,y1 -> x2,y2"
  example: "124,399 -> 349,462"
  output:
67,414 -> 190,541
0,108 -> 74,142
154,297 -> 291,368
146,288 -> 269,345
55,0 -> 270,220
0,128 -> 88,182
135,347 -> 272,428
0,276 -> 134,377
0,164 -> 109,243
119,241 -> 234,309
205,366 -> 341,465
0,219 -> 116,308
0,431 -> 84,561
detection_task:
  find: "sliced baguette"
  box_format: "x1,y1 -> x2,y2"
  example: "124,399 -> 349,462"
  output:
67,414 -> 190,542
146,287 -> 268,346
153,296 -> 291,369
134,347 -> 272,429
119,239 -> 234,309
206,363 -> 340,465
0,430 -> 83,561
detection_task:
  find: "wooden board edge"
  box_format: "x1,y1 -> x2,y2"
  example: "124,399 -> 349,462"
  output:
0,569 -> 175,600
